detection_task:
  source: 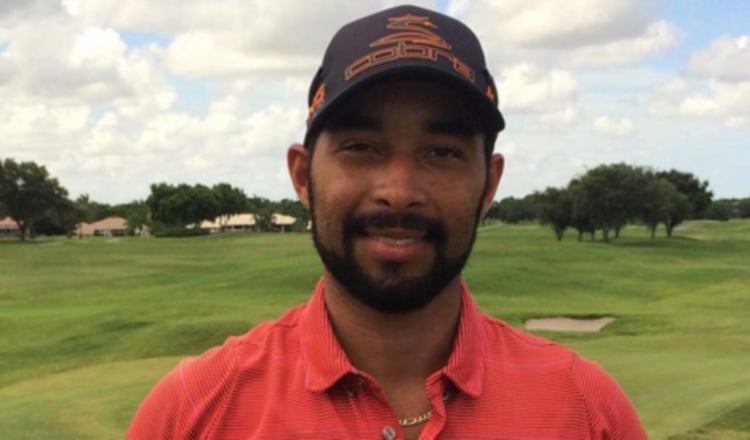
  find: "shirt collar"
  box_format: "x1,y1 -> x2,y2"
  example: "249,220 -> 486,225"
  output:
440,280 -> 486,398
300,279 -> 357,392
299,278 -> 486,397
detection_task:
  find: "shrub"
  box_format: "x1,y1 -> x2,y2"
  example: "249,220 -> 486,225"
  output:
153,227 -> 210,238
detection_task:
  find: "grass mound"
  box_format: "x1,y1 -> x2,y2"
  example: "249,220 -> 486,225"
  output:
1,221 -> 749,439
669,401 -> 750,439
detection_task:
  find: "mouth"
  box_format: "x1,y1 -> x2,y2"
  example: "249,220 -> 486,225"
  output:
344,211 -> 445,259
364,227 -> 428,246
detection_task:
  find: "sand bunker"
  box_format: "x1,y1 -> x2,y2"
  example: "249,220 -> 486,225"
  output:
525,316 -> 615,332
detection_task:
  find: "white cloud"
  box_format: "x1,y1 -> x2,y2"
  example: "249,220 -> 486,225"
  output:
594,116 -> 634,136
725,117 -> 746,129
69,27 -> 125,68
64,1 -> 414,52
679,81 -> 750,119
165,31 -> 319,78
688,35 -> 750,82
0,1 -> 747,203
184,155 -> 215,170
0,12 -> 175,111
465,0 -> 659,48
648,75 -> 750,128
80,154 -> 121,172
538,106 -> 579,130
656,78 -> 687,94
647,97 -> 676,118
499,63 -> 578,112
0,0 -> 65,24
59,0 -> 434,78
461,1 -> 679,68
564,20 -> 680,67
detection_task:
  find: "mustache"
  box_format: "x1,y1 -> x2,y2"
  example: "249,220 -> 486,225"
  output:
344,211 -> 447,241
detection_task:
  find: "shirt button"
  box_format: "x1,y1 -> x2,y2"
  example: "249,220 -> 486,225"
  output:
381,425 -> 397,440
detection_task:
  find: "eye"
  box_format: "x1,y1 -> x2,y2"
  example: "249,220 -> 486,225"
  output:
343,142 -> 374,152
338,141 -> 380,156
427,146 -> 462,159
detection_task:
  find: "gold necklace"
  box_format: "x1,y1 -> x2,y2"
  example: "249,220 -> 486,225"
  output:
398,409 -> 432,427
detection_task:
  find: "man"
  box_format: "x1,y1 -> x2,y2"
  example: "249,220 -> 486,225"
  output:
127,5 -> 647,439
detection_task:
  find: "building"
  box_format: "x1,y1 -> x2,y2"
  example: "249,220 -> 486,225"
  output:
198,213 -> 297,233
200,213 -> 256,233
271,213 -> 296,232
76,217 -> 129,237
0,217 -> 19,237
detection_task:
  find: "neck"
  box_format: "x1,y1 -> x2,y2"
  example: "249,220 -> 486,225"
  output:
322,272 -> 463,386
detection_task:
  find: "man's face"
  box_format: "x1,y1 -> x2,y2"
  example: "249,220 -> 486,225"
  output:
299,80 -> 503,313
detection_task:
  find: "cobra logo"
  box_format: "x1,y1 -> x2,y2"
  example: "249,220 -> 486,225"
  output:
344,13 -> 475,83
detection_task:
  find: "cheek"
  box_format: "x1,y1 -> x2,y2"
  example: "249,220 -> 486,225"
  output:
310,173 -> 358,244
439,186 -> 485,244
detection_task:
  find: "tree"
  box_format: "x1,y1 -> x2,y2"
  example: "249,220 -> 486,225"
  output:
656,170 -> 713,219
146,183 -> 219,228
664,190 -> 691,238
568,179 -> 596,241
572,164 -> 645,241
213,183 -> 248,231
75,194 -> 114,222
0,158 -> 69,240
253,205 -> 275,232
247,195 -> 272,213
33,198 -> 85,237
706,201 -> 732,221
492,196 -> 536,224
147,183 -> 177,227
736,198 -> 750,219
247,195 -> 275,232
534,187 -> 572,241
113,200 -> 150,235
191,184 -> 220,226
640,177 -> 681,238
277,198 -> 309,231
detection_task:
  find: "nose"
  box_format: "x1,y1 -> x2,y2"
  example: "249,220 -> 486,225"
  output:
371,155 -> 426,210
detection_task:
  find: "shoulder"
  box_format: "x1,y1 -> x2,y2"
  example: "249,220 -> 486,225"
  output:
181,302 -> 307,396
480,314 -> 576,367
479,316 -> 647,438
569,355 -> 648,438
126,304 -> 307,439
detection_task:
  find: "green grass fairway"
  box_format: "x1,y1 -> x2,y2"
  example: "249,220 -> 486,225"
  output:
1,220 -> 749,439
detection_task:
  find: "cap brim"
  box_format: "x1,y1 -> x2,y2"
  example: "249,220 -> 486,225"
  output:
305,65 -> 505,147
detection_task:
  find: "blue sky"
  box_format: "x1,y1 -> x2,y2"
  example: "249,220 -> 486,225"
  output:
0,0 -> 747,203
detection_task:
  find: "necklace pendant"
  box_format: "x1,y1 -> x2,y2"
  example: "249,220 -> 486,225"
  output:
398,410 -> 432,427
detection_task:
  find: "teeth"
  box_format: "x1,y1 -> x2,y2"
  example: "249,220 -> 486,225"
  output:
376,236 -> 415,245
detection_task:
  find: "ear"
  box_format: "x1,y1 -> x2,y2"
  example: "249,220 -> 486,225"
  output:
480,153 -> 505,217
287,143 -> 311,208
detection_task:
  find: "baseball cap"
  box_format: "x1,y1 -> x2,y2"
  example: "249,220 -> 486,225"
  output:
304,4 -> 505,147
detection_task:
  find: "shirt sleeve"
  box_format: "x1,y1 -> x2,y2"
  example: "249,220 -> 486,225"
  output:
125,360 -> 195,440
571,354 -> 648,440
126,341 -> 241,439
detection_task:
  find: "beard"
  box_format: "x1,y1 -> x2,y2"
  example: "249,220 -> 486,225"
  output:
310,192 -> 483,314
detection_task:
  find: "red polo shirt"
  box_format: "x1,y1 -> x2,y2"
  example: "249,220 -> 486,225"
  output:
127,280 -> 646,439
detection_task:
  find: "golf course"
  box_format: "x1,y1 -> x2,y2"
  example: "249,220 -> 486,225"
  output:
1,220 -> 748,439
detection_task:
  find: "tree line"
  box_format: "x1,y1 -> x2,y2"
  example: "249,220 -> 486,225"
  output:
0,158 -> 308,240
3,157 -> 748,241
145,182 -> 309,234
487,163 -> 748,241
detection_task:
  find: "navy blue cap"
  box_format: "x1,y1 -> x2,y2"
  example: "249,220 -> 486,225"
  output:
304,4 -> 505,146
